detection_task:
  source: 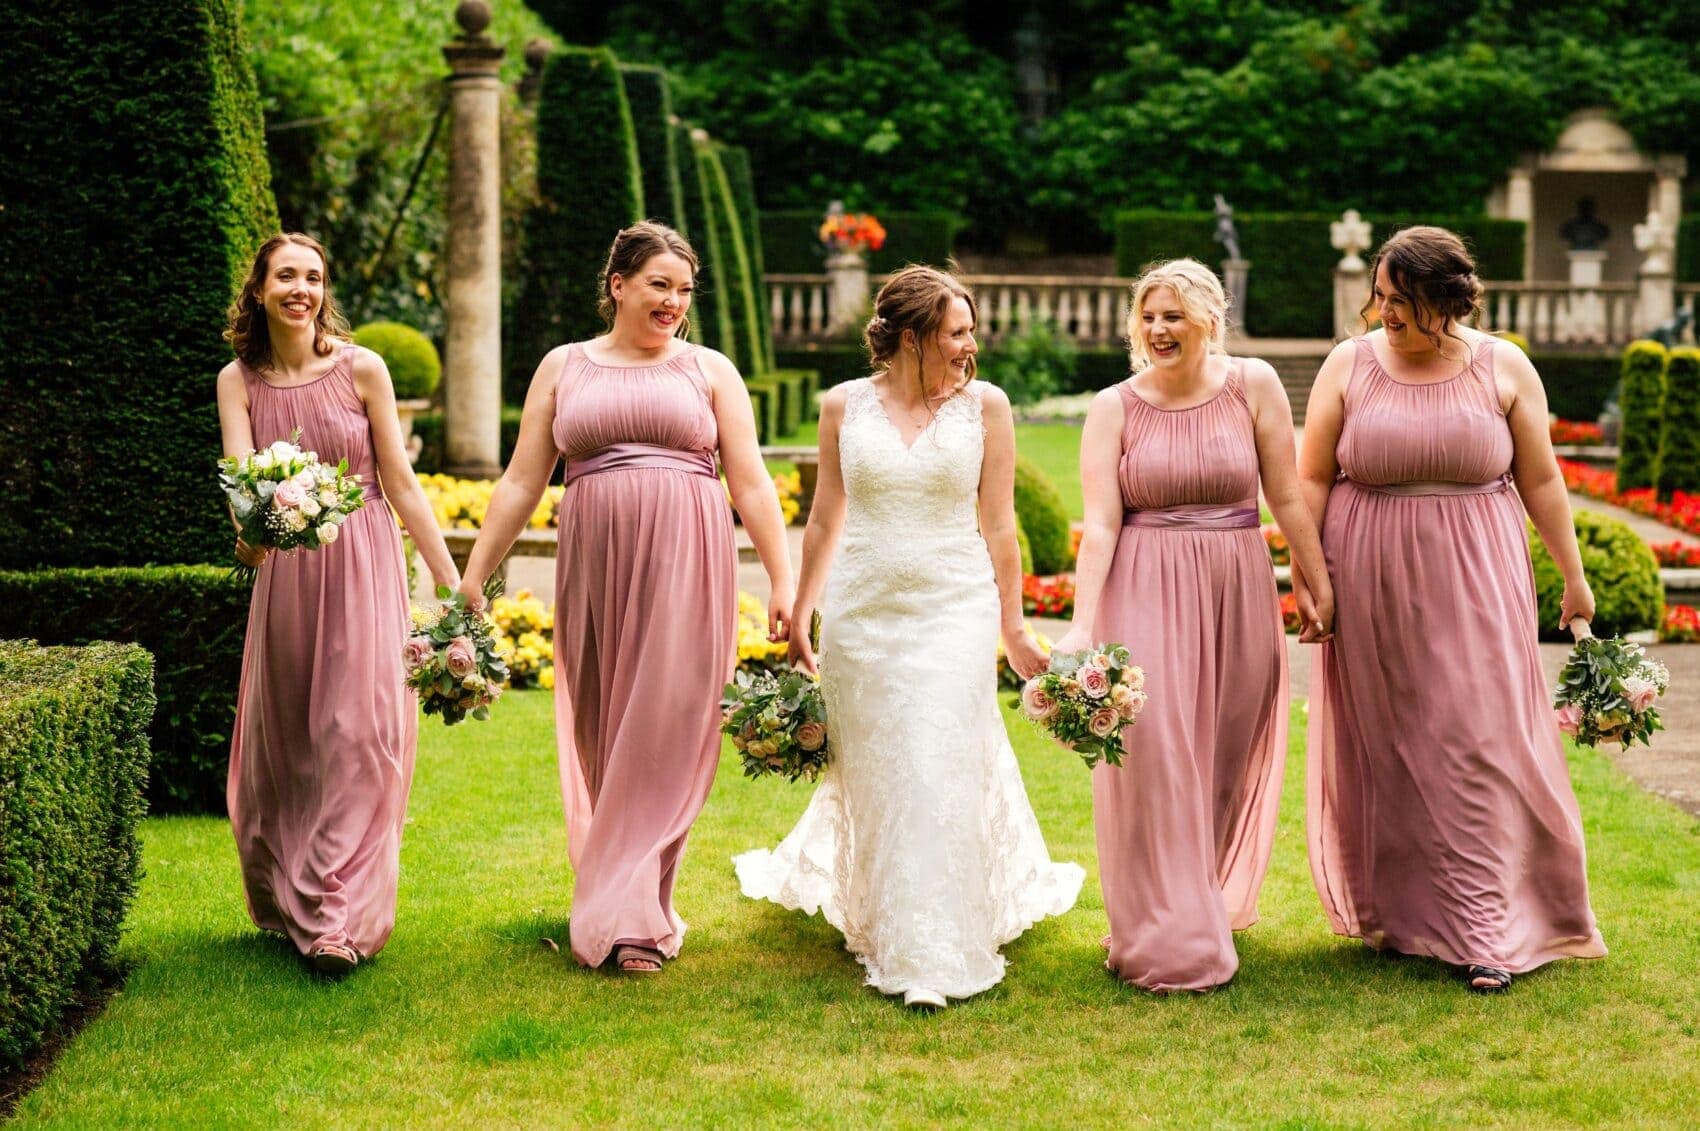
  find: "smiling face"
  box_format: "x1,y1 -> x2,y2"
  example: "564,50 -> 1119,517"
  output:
1139,284 -> 1211,369
1372,259 -> 1428,350
921,295 -> 977,388
609,250 -> 694,345
257,243 -> 325,334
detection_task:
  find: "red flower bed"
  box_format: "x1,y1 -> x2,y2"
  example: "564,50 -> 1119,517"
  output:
1022,572 -> 1075,617
1649,540 -> 1700,568
1557,458 -> 1700,537
1662,604 -> 1700,642
1262,524 -> 1290,566
1550,419 -> 1605,446
1279,592 -> 1302,635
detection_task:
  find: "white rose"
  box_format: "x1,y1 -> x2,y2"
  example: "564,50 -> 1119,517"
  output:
252,451 -> 274,471
317,522 -> 339,544
287,509 -> 309,532
300,496 -> 321,518
268,439 -> 297,462
318,487 -> 338,507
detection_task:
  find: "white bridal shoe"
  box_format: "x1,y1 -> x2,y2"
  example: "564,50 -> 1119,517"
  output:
903,987 -> 947,1010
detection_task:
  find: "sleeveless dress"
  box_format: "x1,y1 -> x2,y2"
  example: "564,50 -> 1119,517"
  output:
1092,361 -> 1288,991
550,341 -> 737,969
228,344 -> 416,959
734,378 -> 1083,1001
1307,335 -> 1606,972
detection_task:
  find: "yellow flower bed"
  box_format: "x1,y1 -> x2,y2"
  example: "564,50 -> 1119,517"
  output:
736,591 -> 790,671
490,588 -> 554,689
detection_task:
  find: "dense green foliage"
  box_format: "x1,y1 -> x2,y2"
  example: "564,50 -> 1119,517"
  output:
760,210 -> 963,274
1535,352 -> 1618,421
700,140 -> 766,375
1015,517 -> 1034,576
1014,456 -> 1074,575
1656,348 -> 1700,498
1680,215 -> 1700,283
1530,512 -> 1663,641
680,124 -> 736,362
621,65 -> 688,235
981,321 -> 1079,407
243,2 -> 556,336
506,46 -> 645,400
721,146 -> 776,374
1617,340 -> 1669,492
0,1 -> 276,569
0,567 -> 252,814
0,641 -> 151,1071
354,321 -> 441,399
1114,213 -> 1526,338
777,344 -> 869,388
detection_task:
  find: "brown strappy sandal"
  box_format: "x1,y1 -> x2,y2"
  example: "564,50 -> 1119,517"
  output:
612,944 -> 664,974
309,943 -> 359,977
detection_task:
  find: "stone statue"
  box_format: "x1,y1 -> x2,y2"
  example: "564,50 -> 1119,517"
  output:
1213,194 -> 1242,262
1560,197 -> 1610,252
1649,308 -> 1693,349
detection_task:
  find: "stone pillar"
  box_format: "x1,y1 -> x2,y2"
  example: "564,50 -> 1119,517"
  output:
1330,209 -> 1372,341
1220,258 -> 1249,339
441,1 -> 505,479
1567,250 -> 1608,342
1505,162 -> 1535,281
1634,210 -> 1676,335
825,251 -> 869,337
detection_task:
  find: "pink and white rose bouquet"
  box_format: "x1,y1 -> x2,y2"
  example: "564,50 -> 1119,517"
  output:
720,667 -> 830,783
1022,643 -> 1147,769
218,429 -> 365,578
1552,623 -> 1669,748
404,584 -> 509,725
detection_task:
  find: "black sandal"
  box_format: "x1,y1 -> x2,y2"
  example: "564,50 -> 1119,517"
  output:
1466,965 -> 1512,993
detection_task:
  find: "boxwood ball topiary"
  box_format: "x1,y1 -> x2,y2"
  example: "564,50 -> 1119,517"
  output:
1530,511 -> 1663,642
1013,456 -> 1072,576
354,321 -> 441,400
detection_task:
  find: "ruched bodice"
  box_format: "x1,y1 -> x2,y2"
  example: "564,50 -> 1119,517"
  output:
242,345 -> 383,500
551,341 -> 717,460
1118,361 -> 1259,512
1336,337 -> 1512,486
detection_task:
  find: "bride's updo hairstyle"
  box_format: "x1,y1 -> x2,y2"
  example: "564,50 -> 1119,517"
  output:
1124,258 -> 1228,373
864,265 -> 980,386
597,220 -> 699,337
1359,225 -> 1484,349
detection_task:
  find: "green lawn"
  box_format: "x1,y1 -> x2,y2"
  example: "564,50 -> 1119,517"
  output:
15,695 -> 1700,1126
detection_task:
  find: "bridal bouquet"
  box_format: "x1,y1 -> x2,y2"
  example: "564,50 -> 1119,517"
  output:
1021,644 -> 1147,769
219,430 -> 365,577
405,584 -> 509,725
721,668 -> 830,783
1553,620 -> 1669,748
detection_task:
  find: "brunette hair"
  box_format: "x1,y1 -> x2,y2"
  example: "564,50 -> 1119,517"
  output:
1360,225 -> 1484,349
597,221 -> 698,336
1124,258 -> 1228,372
224,232 -> 350,370
863,264 -> 979,384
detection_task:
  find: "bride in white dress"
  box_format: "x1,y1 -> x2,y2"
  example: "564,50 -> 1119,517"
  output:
735,266 -> 1083,1008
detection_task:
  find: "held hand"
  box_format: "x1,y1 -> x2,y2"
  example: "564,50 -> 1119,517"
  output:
457,576 -> 488,613
234,538 -> 270,568
1004,626 -> 1049,681
1560,577 -> 1596,630
1050,625 -> 1092,657
1296,583 -> 1335,644
788,618 -> 819,677
767,584 -> 794,643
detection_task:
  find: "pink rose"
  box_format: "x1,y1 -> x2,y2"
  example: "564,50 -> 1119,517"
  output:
1118,689 -> 1146,721
1124,665 -> 1145,691
1021,680 -> 1058,721
1620,677 -> 1658,713
796,720 -> 827,752
1079,666 -> 1111,700
402,637 -> 434,672
445,636 -> 477,678
274,479 -> 305,508
1554,703 -> 1582,736
1090,652 -> 1113,670
1088,706 -> 1121,738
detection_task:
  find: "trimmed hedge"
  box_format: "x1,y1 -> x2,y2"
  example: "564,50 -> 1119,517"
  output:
1014,457 -> 1072,575
1015,517 -> 1034,576
679,123 -> 734,362
1657,348 -> 1700,499
777,345 -> 868,388
506,46 -> 644,401
745,380 -> 780,444
1534,351 -> 1618,422
1680,214 -> 1700,284
1530,512 -> 1663,642
721,145 -> 775,375
1617,340 -> 1668,492
761,210 -> 962,275
1112,211 -> 1526,339
0,567 -> 251,814
0,1 -> 277,568
1,640 -> 152,1071
699,139 -> 765,376
619,64 -> 686,235
1072,349 -> 1133,392
353,321 -> 440,399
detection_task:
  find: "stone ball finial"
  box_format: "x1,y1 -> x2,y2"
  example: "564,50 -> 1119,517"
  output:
455,0 -> 493,38
524,38 -> 551,71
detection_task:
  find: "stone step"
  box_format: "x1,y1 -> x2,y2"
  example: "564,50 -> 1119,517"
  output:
1268,355 -> 1326,425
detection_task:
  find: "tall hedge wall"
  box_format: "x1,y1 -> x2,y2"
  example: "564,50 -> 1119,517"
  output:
620,64 -> 686,235
761,210 -> 962,274
698,140 -> 766,376
1112,212 -> 1527,339
680,124 -> 736,363
721,145 -> 775,375
1679,215 -> 1700,285
0,567 -> 251,814
506,46 -> 644,400
1,641 -> 152,1071
1617,339 -> 1669,493
0,2 -> 277,569
1657,348 -> 1700,499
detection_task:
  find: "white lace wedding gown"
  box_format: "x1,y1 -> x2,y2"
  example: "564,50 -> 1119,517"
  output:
734,378 -> 1084,1000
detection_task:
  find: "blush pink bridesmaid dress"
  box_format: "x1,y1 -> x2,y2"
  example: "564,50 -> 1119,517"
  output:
1092,360 -> 1288,991
548,342 -> 736,969
1307,336 -> 1605,975
229,344 -> 416,961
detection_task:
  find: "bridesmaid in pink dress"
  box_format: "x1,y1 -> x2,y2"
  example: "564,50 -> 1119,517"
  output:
1054,260 -> 1332,991
1296,226 -> 1605,992
216,233 -> 461,975
461,222 -> 794,974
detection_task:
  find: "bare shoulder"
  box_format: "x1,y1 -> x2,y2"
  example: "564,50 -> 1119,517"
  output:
1488,334 -> 1539,380
216,359 -> 244,388
1237,355 -> 1284,392
973,379 -> 1011,413
348,343 -> 387,377
694,345 -> 740,382
818,380 -> 855,418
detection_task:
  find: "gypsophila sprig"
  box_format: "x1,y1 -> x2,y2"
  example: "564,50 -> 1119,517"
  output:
720,668 -> 830,783
405,581 -> 509,725
218,429 -> 366,579
1021,644 -> 1147,769
1553,629 -> 1670,748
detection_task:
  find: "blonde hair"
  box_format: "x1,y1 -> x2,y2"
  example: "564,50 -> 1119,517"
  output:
864,264 -> 979,385
1124,258 -> 1228,372
598,220 -> 698,337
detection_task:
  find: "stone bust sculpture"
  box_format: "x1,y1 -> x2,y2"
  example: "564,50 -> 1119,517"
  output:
1560,197 -> 1610,252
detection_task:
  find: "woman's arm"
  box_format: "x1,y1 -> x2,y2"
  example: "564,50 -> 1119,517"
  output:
352,347 -> 461,592
1294,340 -> 1353,642
1502,339 -> 1595,628
787,386 -> 850,675
1053,387 -> 1125,656
216,362 -> 268,568
702,349 -> 795,640
978,384 -> 1047,680
1245,358 -> 1333,640
458,348 -> 568,605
